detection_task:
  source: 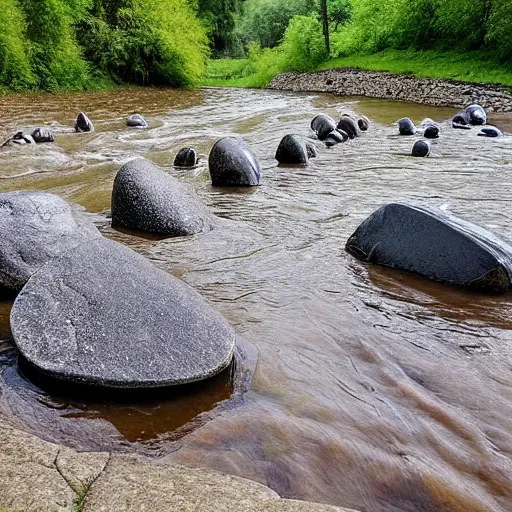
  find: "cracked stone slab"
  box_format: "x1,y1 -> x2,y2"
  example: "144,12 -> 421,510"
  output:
0,191 -> 101,294
10,238 -> 236,387
55,448 -> 110,493
84,455 -> 358,512
0,419 -> 74,512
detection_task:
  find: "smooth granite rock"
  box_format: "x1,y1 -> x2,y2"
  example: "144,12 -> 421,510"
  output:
421,122 -> 439,138
337,116 -> 358,139
398,117 -> 416,135
111,157 -> 211,236
478,126 -> 503,137
0,191 -> 101,293
174,147 -> 198,167
208,137 -> 261,186
311,114 -> 337,141
275,134 -> 308,165
346,203 -> 512,292
126,113 -> 148,128
31,127 -> 55,143
74,111 -> 94,132
10,238 -> 237,387
411,140 -> 430,157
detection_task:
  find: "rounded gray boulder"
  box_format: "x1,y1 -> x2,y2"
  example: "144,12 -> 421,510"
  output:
411,140 -> 430,157
111,158 -> 211,236
275,134 -> 308,165
31,127 -> 55,143
10,238 -> 237,388
346,203 -> 512,292
398,117 -> 416,135
311,114 -> 337,141
0,191 -> 101,293
208,137 -> 261,186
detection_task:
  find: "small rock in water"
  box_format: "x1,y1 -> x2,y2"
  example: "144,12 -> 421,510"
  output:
337,116 -> 359,139
126,114 -> 148,128
275,134 -> 308,165
208,137 -> 261,186
357,116 -> 370,131
75,112 -> 94,133
0,191 -> 101,293
174,147 -> 198,167
31,127 -> 55,143
412,140 -> 430,157
305,141 -> 318,158
9,131 -> 35,145
478,126 -> 503,138
398,117 -> 416,135
111,157 -> 210,236
464,104 -> 487,125
324,130 -> 347,147
345,203 -> 512,292
422,124 -> 439,139
10,238 -> 237,388
311,114 -> 337,141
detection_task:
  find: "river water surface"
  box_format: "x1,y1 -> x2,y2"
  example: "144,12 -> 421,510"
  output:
0,87 -> 511,512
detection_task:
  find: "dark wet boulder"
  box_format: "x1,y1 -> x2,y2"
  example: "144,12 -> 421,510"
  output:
411,140 -> 430,157
337,116 -> 359,139
111,158 -> 210,236
357,116 -> 370,131
311,114 -> 337,141
75,112 -> 94,133
126,114 -> 148,128
346,203 -> 512,292
465,104 -> 486,125
174,147 -> 198,167
31,127 -> 55,143
10,238 -> 236,388
275,134 -> 308,165
0,191 -> 101,293
478,126 -> 503,138
306,141 -> 318,158
398,118 -> 416,135
324,130 -> 347,147
422,124 -> 439,139
208,137 -> 261,186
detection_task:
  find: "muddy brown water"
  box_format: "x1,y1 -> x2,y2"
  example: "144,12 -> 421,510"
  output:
0,87 -> 511,511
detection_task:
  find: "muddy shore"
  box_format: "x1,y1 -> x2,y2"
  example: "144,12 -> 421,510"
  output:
267,68 -> 512,112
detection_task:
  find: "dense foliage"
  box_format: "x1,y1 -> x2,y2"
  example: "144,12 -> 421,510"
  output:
0,0 -> 209,91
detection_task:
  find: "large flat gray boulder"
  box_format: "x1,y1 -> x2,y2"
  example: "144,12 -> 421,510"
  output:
0,191 -> 101,293
346,203 -> 512,292
111,158 -> 211,236
11,238 -> 236,387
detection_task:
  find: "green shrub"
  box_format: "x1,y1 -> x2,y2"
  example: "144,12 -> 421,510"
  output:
0,0 -> 36,90
486,0 -> 512,62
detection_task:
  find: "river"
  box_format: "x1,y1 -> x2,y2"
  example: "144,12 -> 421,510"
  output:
0,87 -> 511,512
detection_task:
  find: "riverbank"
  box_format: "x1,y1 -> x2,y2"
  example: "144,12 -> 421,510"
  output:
267,68 -> 512,112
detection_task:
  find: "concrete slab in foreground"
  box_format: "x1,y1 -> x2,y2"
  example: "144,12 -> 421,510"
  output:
0,418 -> 359,512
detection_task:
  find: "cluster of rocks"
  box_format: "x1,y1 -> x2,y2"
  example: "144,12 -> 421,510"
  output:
2,189 -> 236,388
267,68 -> 512,112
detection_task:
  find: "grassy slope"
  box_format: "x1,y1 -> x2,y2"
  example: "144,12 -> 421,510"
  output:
201,49 -> 512,89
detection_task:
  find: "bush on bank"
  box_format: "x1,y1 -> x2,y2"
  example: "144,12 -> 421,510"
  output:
0,0 -> 209,91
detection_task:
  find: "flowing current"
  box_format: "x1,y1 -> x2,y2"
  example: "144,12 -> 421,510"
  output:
0,87 -> 511,512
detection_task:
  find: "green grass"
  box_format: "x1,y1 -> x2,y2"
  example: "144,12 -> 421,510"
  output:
200,49 -> 512,89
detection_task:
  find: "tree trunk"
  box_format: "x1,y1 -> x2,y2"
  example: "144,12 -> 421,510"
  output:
320,0 -> 330,55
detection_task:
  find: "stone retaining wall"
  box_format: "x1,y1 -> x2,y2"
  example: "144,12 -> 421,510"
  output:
267,68 -> 512,112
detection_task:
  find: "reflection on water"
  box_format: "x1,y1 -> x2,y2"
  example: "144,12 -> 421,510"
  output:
0,87 -> 511,511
